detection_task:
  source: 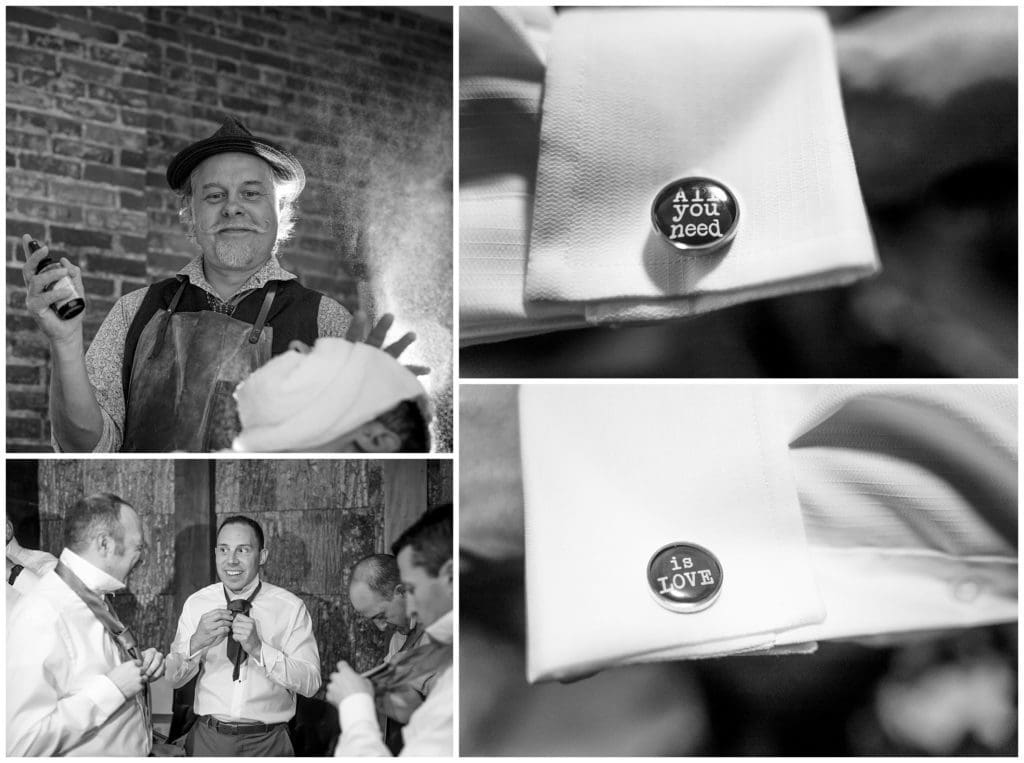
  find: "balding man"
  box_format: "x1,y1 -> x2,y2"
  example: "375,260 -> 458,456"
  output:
6,493 -> 164,756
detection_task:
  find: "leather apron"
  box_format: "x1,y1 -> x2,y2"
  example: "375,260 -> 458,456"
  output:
121,280 -> 277,452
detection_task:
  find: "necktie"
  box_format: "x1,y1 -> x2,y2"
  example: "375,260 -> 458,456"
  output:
373,637 -> 453,696
8,563 -> 24,585
224,581 -> 262,681
400,622 -> 426,653
382,623 -> 429,748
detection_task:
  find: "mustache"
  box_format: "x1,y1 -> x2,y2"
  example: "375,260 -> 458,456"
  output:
197,221 -> 268,234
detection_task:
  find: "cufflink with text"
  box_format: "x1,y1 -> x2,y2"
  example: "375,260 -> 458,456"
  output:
647,542 -> 723,613
651,177 -> 738,253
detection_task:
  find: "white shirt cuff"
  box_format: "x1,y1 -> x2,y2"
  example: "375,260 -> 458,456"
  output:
520,385 -> 826,682
339,691 -> 379,729
461,7 -> 879,345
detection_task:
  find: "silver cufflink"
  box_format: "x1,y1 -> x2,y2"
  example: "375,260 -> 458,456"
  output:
647,542 -> 723,613
651,177 -> 739,253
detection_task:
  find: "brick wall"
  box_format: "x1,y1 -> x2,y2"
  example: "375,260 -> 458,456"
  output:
7,6 -> 453,451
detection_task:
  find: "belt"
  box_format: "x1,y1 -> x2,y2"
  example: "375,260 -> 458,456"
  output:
199,715 -> 286,735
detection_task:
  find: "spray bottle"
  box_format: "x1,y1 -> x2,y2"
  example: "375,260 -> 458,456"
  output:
30,240 -> 85,320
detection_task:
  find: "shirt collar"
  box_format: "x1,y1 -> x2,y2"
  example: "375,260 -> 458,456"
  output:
223,575 -> 262,600
6,537 -> 24,558
60,548 -> 125,596
425,610 -> 453,645
177,254 -> 297,301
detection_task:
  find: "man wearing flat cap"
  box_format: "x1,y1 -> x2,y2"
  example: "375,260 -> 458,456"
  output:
21,117 -> 412,453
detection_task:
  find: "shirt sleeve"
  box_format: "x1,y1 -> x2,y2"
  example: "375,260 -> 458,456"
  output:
6,600 -> 129,756
335,692 -> 390,757
165,596 -> 203,688
461,7 -> 879,345
317,295 -> 353,338
335,668 -> 453,757
255,598 -> 322,698
520,385 -> 1018,682
52,288 -> 148,453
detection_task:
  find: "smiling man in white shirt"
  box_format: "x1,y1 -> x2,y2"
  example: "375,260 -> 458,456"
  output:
329,504 -> 453,757
165,515 -> 321,755
6,493 -> 165,756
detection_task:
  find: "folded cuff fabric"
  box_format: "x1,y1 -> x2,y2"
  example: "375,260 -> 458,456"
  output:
520,385 -> 1017,682
461,7 -> 880,346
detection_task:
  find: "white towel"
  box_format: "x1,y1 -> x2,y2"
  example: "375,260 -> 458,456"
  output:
232,338 -> 428,452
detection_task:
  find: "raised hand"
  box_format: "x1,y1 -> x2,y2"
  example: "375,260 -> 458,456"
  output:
189,608 -> 233,654
20,235 -> 86,346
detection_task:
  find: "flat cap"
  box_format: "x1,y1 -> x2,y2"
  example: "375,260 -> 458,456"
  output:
166,116 -> 305,192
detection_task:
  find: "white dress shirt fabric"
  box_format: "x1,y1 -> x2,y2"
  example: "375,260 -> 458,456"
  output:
520,385 -> 1017,682
6,549 -> 151,756
165,578 -> 321,724
7,565 -> 41,621
461,7 -> 578,344
335,611 -> 454,757
461,7 -> 879,345
385,617 -> 422,661
6,539 -> 59,577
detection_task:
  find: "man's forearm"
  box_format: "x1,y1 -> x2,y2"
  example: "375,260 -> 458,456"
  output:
164,652 -> 201,689
49,337 -> 104,452
259,643 -> 322,697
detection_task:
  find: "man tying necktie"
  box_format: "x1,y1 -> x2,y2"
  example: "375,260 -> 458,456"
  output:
348,554 -> 434,754
164,516 -> 321,756
6,493 -> 164,756
328,505 -> 454,756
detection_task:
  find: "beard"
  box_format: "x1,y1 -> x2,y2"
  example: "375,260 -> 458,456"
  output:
206,231 -> 276,270
215,239 -> 263,268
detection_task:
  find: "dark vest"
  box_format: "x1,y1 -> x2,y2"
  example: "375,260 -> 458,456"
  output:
122,277 -> 321,399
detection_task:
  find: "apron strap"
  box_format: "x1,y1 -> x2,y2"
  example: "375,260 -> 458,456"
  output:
148,279 -> 189,361
249,282 -> 278,344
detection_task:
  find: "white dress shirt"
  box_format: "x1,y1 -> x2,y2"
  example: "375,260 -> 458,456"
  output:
6,548 -> 151,756
336,610 -> 454,757
520,385 -> 1017,681
461,7 -> 878,345
165,578 -> 321,724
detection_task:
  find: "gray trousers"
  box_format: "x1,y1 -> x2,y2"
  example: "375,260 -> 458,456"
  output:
185,719 -> 294,757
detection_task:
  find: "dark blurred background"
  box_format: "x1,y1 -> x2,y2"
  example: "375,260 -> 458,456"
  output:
461,555 -> 1018,756
461,6 -> 1017,378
